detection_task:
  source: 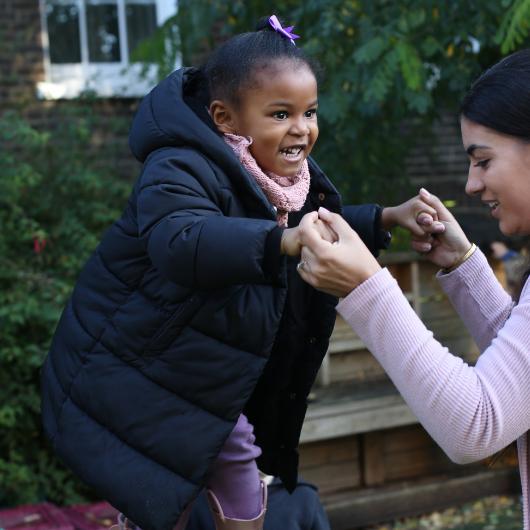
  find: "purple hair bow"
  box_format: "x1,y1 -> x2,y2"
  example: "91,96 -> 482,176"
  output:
268,15 -> 300,46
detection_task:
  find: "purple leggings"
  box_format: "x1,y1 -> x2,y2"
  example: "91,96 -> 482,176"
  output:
206,413 -> 263,519
117,414 -> 262,529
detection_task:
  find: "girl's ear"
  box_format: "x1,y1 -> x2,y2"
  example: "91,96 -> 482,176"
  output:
210,100 -> 238,134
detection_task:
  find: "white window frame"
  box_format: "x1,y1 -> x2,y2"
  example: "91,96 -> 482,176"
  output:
38,0 -> 180,99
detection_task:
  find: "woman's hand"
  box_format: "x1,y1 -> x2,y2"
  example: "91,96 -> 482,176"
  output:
297,208 -> 381,297
281,212 -> 337,256
413,188 -> 473,269
382,195 -> 445,238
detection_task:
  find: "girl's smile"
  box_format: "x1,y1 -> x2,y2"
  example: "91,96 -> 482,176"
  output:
211,61 -> 319,177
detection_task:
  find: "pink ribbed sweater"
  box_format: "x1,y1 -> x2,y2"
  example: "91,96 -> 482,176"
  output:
337,249 -> 530,529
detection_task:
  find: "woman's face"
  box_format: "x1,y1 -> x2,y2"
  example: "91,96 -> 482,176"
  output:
461,116 -> 530,236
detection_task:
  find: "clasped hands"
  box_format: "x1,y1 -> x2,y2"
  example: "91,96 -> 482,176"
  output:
281,189 -> 472,298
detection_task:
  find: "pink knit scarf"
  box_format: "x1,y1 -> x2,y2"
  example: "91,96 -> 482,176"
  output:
224,133 -> 310,227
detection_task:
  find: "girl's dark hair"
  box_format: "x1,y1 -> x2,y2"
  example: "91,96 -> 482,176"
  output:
460,49 -> 530,140
201,16 -> 320,106
461,49 -> 530,301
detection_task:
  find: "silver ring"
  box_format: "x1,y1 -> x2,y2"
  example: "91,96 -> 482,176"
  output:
297,260 -> 307,272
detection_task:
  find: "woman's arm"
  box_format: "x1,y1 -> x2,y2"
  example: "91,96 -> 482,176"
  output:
337,267 -> 530,463
296,208 -> 529,462
437,249 -> 514,351
336,189 -> 514,347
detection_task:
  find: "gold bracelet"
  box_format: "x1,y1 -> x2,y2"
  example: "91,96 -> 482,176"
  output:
442,243 -> 477,273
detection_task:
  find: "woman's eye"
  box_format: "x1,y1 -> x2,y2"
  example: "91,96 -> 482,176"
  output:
274,111 -> 288,120
305,109 -> 317,118
474,159 -> 490,168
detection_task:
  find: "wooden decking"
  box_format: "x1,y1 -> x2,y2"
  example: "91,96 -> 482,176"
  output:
323,468 -> 520,529
301,380 -> 417,443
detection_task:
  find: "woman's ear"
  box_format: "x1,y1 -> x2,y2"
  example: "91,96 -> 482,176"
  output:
210,100 -> 237,134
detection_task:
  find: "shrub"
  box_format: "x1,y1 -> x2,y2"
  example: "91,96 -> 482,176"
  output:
0,108 -> 131,506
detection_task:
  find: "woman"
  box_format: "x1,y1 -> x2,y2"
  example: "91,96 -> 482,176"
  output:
296,49 -> 530,529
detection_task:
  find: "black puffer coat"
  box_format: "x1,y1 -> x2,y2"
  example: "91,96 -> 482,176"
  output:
40,68 -> 388,530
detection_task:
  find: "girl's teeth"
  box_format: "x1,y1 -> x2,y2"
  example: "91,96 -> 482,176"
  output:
281,147 -> 302,155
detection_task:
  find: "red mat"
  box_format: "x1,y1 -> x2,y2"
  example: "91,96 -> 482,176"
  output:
0,502 -> 118,530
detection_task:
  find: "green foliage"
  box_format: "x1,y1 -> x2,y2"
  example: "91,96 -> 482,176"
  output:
159,0 -> 530,204
0,109 -> 130,506
497,0 -> 530,53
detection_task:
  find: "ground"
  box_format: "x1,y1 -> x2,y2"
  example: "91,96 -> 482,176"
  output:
363,495 -> 522,529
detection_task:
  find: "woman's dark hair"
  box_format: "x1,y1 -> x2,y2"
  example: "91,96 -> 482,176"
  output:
201,16 -> 320,106
460,49 -> 530,140
461,49 -> 530,300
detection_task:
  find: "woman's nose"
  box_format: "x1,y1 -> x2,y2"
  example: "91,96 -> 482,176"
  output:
465,167 -> 484,196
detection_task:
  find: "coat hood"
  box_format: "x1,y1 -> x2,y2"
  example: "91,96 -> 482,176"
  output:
130,67 -> 277,218
130,68 -> 231,166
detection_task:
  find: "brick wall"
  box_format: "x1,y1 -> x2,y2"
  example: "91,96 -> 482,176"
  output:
1,1 -> 140,180
1,0 -> 45,108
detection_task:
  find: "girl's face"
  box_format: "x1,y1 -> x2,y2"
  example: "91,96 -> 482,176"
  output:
212,61 -> 319,177
461,116 -> 530,236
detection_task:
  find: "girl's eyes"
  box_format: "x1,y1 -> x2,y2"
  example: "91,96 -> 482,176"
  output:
474,159 -> 490,169
272,109 -> 318,120
273,111 -> 288,120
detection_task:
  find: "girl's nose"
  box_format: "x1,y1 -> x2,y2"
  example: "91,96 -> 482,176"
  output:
465,166 -> 485,196
289,117 -> 310,136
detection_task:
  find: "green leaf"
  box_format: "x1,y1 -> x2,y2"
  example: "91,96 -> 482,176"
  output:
496,0 -> 530,53
353,36 -> 389,64
396,41 -> 424,91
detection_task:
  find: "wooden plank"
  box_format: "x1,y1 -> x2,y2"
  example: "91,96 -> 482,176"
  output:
299,437 -> 359,468
301,460 -> 361,495
384,450 -> 460,482
324,468 -> 520,530
299,436 -> 362,494
327,350 -> 385,384
300,393 -> 418,443
362,432 -> 385,486
381,424 -> 432,452
328,440 -> 360,464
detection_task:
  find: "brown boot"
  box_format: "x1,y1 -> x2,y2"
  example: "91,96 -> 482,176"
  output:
206,480 -> 267,530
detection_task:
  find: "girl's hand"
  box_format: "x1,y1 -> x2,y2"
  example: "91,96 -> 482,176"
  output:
412,189 -> 473,269
382,195 -> 445,238
297,208 -> 381,297
281,212 -> 337,256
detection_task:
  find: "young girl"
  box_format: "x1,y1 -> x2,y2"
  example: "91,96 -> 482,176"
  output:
40,15 -> 439,530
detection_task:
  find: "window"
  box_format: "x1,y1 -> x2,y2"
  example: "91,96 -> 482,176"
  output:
38,0 -> 179,99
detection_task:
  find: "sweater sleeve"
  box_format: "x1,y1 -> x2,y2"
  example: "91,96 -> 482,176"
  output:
437,249 -> 514,351
336,266 -> 530,464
